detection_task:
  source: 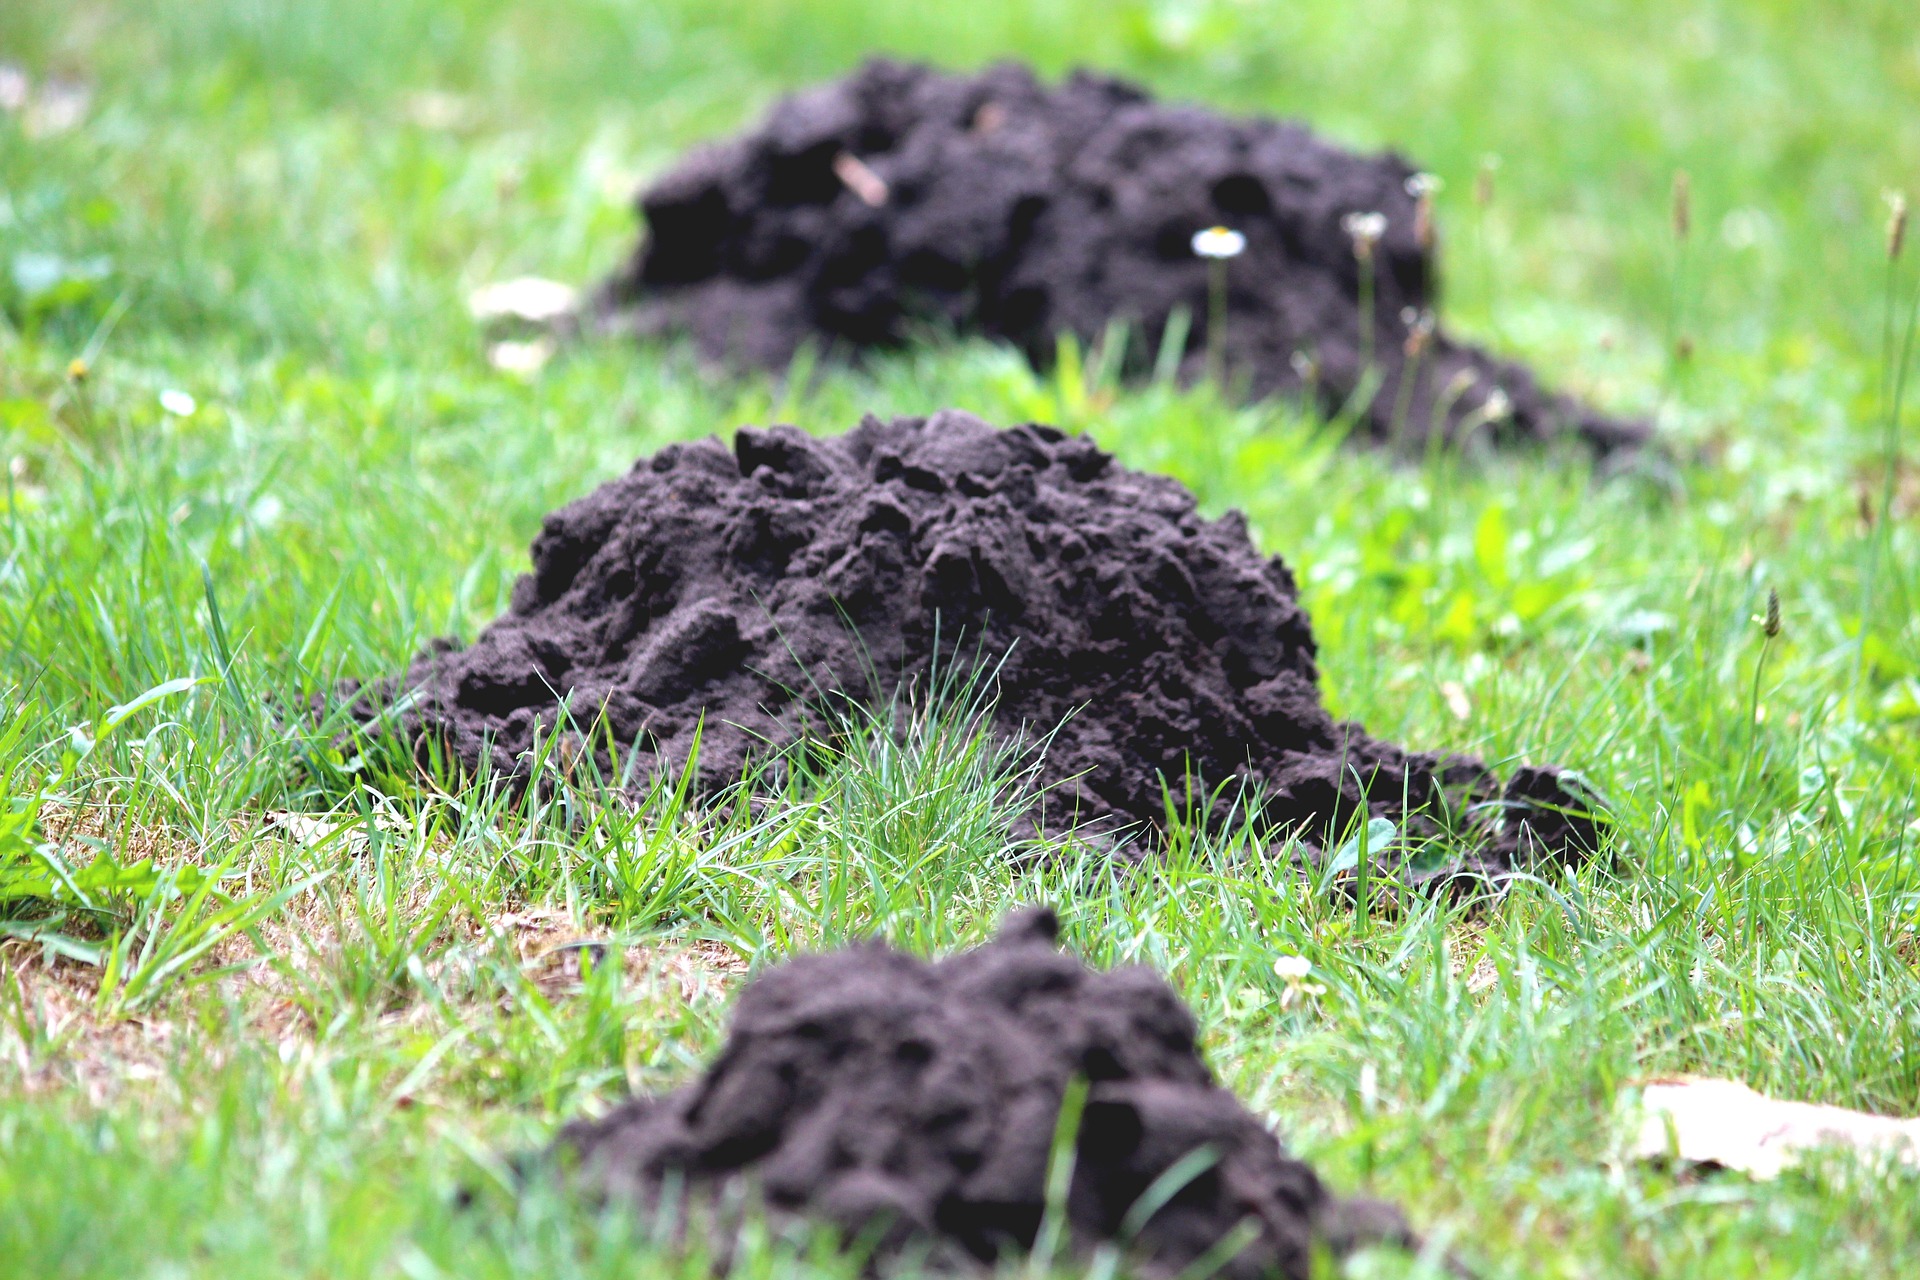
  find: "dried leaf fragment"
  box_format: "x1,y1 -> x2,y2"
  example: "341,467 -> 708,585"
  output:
1631,1076 -> 1920,1179
832,151 -> 889,207
263,808 -> 409,854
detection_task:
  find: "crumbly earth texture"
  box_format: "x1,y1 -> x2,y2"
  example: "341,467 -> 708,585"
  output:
554,908 -> 1426,1277
344,411 -> 1600,884
591,58 -> 1647,457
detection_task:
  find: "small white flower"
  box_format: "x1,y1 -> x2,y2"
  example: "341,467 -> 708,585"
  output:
1191,225 -> 1247,260
468,276 -> 578,325
1404,173 -> 1443,198
22,77 -> 90,138
0,65 -> 27,114
1273,953 -> 1325,1009
488,338 -> 554,375
1341,211 -> 1388,247
1483,387 -> 1513,421
159,389 -> 197,417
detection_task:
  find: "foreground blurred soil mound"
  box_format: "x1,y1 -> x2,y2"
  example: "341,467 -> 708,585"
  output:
554,908 -> 1426,1277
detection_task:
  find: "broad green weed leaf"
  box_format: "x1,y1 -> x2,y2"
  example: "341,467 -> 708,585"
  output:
1325,816 -> 1399,879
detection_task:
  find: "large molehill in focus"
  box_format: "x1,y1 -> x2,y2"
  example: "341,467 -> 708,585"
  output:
343,411 -> 1600,884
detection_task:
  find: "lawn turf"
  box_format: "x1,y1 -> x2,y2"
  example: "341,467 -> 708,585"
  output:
3,1 -> 1920,1276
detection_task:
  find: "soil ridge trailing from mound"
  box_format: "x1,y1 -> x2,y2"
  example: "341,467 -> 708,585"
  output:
591,57 -> 1648,457
342,411 -> 1601,885
553,908 -> 1440,1278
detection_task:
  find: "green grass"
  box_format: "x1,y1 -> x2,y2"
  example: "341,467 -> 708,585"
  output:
4,0 -> 1920,1275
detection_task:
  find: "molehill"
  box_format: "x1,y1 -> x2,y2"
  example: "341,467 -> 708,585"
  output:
554,908 -> 1429,1277
344,411 -> 1600,884
591,58 -> 1648,457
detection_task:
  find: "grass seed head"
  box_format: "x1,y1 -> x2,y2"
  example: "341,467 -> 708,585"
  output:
1474,155 -> 1497,207
1764,586 -> 1782,638
1888,191 -> 1909,262
1672,169 -> 1692,241
1406,173 -> 1441,249
1403,309 -> 1435,358
1341,211 -> 1387,262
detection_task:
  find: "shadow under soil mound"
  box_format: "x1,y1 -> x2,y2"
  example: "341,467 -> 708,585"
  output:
551,908 -> 1435,1278
591,57 -> 1648,459
340,410 -> 1603,887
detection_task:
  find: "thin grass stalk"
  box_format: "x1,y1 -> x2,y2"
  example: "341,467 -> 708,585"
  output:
1473,155 -> 1501,342
1859,209 -> 1920,677
1388,312 -> 1433,450
1357,251 -> 1376,387
1662,169 -> 1693,400
1207,258 -> 1228,388
1878,258 -> 1919,540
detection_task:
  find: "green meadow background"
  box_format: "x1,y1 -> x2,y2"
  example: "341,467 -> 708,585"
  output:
3,2 -> 1919,1277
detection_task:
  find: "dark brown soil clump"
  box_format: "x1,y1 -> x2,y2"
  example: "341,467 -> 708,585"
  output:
554,908 -> 1431,1277
591,58 -> 1647,457
343,411 -> 1600,884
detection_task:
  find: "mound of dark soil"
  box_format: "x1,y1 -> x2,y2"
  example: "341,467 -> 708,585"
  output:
555,908 -> 1431,1277
592,58 -> 1647,457
344,411 -> 1600,884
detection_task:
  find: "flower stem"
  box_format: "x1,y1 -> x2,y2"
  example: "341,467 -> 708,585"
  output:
1207,258 -> 1228,387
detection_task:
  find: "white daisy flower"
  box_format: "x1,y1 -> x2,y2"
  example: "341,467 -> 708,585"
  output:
1191,225 -> 1247,260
